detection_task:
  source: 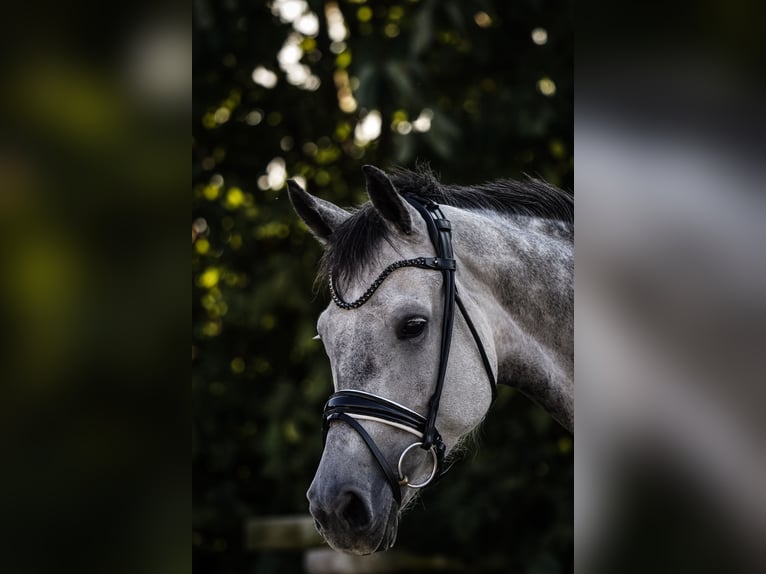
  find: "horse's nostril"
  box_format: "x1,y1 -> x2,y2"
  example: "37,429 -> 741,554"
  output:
309,499 -> 328,533
337,489 -> 372,530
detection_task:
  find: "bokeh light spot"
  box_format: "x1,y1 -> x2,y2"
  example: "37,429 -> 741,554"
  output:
336,51 -> 352,69
395,121 -> 412,135
532,27 -> 548,45
272,0 -> 308,23
537,76 -> 556,96
201,321 -> 221,337
354,109 -> 382,144
203,185 -> 220,200
412,108 -> 433,132
246,110 -> 263,126
295,12 -> 319,36
195,238 -> 210,254
214,107 -> 230,124
315,170 -> 331,186
229,234 -> 243,249
202,113 -> 216,129
252,66 -> 278,88
225,187 -> 244,209
325,2 -> 348,43
266,157 -> 287,190
283,421 -> 300,443
198,268 -> 220,289
230,357 -> 246,374
389,6 -> 404,20
474,12 -> 492,28
357,6 -> 372,22
384,23 -> 400,38
267,111 -> 282,126
549,138 -> 566,159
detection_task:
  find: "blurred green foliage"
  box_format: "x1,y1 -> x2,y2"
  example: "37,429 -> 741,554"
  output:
193,1 -> 572,572
0,5 -> 188,574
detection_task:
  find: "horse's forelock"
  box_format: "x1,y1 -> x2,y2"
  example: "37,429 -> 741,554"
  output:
317,204 -> 391,292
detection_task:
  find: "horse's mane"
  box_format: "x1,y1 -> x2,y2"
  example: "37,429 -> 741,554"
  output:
319,166 -> 573,288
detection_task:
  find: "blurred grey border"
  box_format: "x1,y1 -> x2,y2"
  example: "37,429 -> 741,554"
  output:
577,1 -> 766,572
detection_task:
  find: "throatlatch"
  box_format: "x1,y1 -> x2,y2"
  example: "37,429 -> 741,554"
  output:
322,197 -> 497,506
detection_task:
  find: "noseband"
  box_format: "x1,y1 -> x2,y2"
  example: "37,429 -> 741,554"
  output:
322,197 -> 497,506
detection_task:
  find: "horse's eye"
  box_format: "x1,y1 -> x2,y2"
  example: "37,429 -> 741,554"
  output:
398,317 -> 427,339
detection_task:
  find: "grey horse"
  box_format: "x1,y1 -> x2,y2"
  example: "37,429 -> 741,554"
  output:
288,165 -> 573,555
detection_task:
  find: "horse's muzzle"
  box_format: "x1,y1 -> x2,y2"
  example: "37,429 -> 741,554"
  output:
307,478 -> 398,555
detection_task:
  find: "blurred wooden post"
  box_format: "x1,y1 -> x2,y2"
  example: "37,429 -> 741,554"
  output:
244,515 -> 464,572
244,514 -> 324,551
303,548 -> 463,573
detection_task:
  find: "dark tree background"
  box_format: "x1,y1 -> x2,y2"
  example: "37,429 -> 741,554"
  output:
193,1 -> 572,572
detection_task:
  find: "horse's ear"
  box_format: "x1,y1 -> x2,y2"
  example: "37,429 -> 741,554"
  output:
362,165 -> 413,235
287,180 -> 350,244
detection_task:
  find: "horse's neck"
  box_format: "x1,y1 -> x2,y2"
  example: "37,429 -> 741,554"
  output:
451,207 -> 574,432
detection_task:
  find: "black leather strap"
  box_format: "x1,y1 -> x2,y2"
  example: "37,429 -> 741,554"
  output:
325,391 -> 427,433
404,197 -> 456,453
330,256 -> 455,309
415,257 -> 455,271
456,294 -> 497,401
324,412 -> 403,506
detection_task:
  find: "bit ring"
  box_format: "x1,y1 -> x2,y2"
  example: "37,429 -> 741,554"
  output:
397,442 -> 438,489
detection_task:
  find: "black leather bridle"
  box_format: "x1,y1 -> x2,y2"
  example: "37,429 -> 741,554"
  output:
322,196 -> 497,506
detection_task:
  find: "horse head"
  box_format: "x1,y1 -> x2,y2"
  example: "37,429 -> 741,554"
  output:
288,166 -> 497,554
